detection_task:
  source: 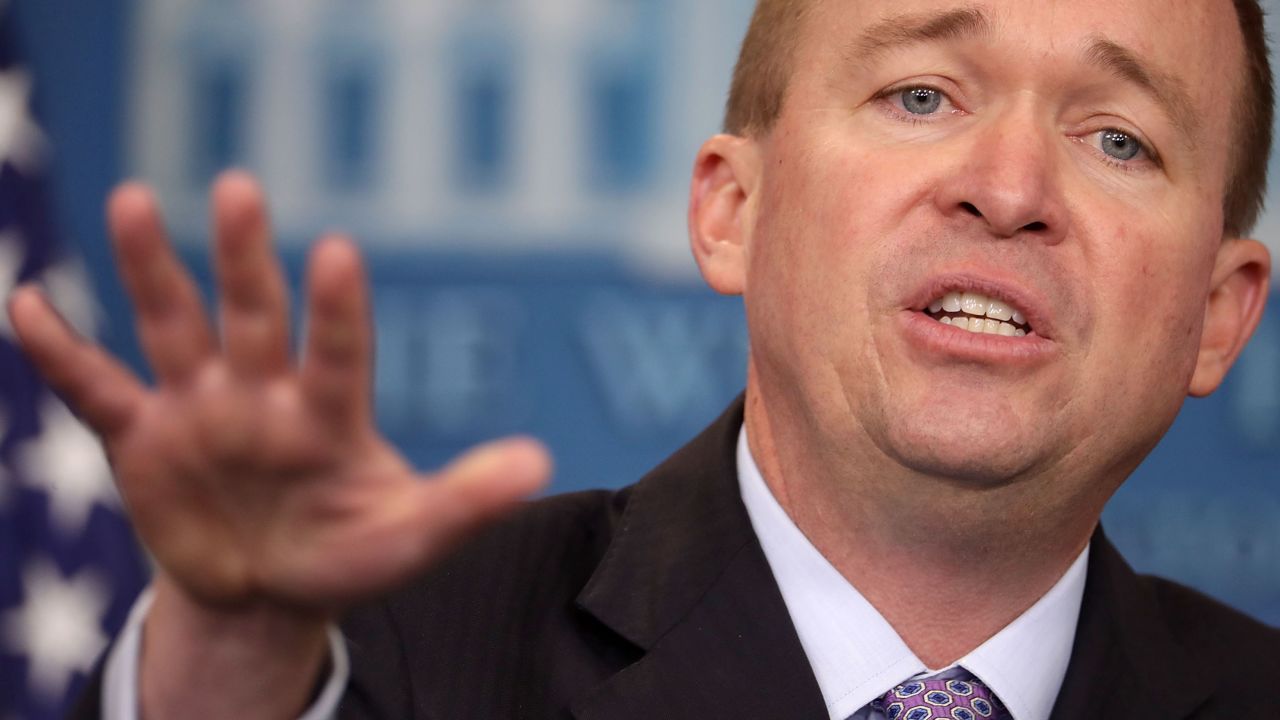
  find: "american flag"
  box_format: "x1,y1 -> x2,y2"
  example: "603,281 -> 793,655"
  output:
0,8 -> 148,719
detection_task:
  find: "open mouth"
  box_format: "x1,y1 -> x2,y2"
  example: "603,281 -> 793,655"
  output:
923,290 -> 1033,337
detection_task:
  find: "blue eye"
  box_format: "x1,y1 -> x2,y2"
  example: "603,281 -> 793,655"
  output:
1099,129 -> 1142,161
900,87 -> 943,114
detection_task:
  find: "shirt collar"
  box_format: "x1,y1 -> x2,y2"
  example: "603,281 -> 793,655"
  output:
736,426 -> 1088,720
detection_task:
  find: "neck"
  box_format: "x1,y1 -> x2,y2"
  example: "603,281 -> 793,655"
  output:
743,382 -> 1096,669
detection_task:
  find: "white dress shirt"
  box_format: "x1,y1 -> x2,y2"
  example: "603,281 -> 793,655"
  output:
104,422 -> 1088,720
737,427 -> 1089,720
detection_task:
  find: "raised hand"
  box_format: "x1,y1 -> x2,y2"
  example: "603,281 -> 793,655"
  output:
8,171 -> 551,614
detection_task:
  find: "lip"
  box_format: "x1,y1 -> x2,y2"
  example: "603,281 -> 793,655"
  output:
899,271 -> 1059,366
905,272 -> 1058,341
899,310 -> 1057,366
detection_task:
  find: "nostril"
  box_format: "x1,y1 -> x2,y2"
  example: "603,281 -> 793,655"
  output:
960,202 -> 982,217
1023,221 -> 1048,232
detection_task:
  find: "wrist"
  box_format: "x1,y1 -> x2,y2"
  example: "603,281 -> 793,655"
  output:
140,574 -> 332,720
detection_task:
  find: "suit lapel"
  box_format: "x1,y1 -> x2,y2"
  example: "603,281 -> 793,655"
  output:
570,398 -> 827,720
567,399 -> 1225,719
1049,528 -> 1215,720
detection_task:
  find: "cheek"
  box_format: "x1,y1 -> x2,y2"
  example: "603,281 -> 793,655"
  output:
1097,223 -> 1214,382
754,141 -> 911,275
746,150 -> 883,366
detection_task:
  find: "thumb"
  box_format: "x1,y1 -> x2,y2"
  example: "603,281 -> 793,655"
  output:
406,437 -> 553,558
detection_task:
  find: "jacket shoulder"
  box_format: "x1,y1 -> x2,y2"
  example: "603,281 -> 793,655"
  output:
379,485 -> 632,627
1140,573 -> 1280,682
339,487 -> 640,718
435,487 -> 627,590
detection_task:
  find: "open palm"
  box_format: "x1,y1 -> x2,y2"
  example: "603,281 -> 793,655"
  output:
9,172 -> 550,614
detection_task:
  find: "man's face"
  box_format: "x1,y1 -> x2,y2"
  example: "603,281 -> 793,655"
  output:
738,0 -> 1254,490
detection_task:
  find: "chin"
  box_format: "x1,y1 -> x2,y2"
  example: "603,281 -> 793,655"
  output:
877,417 -> 1044,487
898,452 -> 1036,487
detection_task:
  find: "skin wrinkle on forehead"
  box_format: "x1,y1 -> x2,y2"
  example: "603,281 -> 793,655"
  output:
842,6 -> 992,67
838,5 -> 1204,153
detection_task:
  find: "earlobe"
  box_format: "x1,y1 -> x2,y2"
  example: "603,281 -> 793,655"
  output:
1189,238 -> 1272,397
688,134 -> 759,296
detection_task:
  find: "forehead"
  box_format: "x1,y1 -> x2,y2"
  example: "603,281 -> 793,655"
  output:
793,0 -> 1245,121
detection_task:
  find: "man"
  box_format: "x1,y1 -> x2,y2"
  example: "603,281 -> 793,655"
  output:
9,0 -> 1280,717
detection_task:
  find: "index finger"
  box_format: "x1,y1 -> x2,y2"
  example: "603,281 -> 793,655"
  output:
299,235 -> 373,428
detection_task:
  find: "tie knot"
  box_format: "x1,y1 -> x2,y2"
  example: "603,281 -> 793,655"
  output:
874,676 -> 1007,720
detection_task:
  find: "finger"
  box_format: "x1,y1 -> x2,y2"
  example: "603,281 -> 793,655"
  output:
300,235 -> 372,427
406,438 -> 553,559
8,285 -> 146,435
211,171 -> 292,378
108,182 -> 215,384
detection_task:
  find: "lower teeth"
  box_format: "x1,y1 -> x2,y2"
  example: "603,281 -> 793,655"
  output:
937,315 -> 1027,336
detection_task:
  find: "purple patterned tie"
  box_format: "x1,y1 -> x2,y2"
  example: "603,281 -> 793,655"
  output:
873,676 -> 1008,720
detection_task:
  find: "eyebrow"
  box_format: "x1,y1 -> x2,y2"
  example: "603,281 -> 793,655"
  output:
1083,37 -> 1200,144
844,7 -> 992,67
843,12 -> 1201,149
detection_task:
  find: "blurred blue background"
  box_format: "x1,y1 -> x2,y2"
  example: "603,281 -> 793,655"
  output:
9,0 -> 1279,634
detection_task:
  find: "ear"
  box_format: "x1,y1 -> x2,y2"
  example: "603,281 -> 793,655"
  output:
688,134 -> 761,296
1188,238 -> 1272,397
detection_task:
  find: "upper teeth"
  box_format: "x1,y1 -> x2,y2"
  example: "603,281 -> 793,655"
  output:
927,291 -> 1030,336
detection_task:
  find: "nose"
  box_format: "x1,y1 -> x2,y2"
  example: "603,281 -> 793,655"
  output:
934,106 -> 1068,244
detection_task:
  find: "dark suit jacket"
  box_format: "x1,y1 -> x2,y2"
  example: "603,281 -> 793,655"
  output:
333,399 -> 1280,719
72,399 -> 1280,719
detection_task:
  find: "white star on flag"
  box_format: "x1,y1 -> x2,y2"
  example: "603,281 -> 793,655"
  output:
0,229 -> 21,339
0,559 -> 109,705
15,396 -> 120,538
0,69 -> 44,171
